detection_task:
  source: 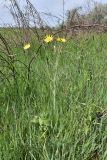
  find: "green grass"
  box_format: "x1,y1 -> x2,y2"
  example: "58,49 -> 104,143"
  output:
0,33 -> 107,160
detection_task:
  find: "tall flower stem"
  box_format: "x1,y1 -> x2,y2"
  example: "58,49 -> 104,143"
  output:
53,46 -> 61,110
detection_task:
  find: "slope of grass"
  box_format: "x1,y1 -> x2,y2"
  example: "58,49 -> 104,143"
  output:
0,33 -> 107,160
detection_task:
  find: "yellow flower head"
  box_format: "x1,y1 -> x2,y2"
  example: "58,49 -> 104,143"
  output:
44,35 -> 53,43
57,37 -> 66,43
23,43 -> 31,50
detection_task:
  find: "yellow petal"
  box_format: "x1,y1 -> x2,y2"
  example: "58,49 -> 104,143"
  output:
44,35 -> 53,43
56,38 -> 62,42
61,38 -> 66,42
23,43 -> 31,50
56,37 -> 66,43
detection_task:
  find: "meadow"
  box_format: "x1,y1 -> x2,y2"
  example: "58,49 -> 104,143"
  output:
0,31 -> 107,160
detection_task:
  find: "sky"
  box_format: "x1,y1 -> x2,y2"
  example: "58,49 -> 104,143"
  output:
0,0 -> 107,26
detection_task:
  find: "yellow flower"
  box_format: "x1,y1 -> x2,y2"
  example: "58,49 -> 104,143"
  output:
44,35 -> 53,43
23,43 -> 31,50
56,37 -> 66,43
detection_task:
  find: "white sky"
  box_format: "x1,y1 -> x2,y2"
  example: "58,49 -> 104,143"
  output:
0,0 -> 107,26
